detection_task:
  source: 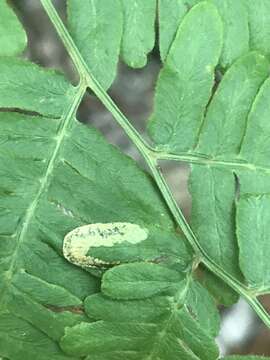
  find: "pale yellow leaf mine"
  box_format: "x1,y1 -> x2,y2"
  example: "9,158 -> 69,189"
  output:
63,223 -> 148,269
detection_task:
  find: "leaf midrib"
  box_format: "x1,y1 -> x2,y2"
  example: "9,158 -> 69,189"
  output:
0,84 -> 86,310
157,151 -> 270,174
145,274 -> 197,360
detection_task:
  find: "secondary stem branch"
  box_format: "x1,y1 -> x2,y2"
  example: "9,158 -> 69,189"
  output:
158,152 -> 270,174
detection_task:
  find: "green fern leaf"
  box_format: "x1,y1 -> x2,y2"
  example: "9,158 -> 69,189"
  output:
61,263 -> 220,359
1,0 -> 270,359
67,0 -> 123,89
0,1 -> 27,56
158,0 -> 188,62
223,357 -> 270,360
120,0 -> 156,68
0,44 -> 190,360
247,0 -> 270,56
148,0 -> 270,300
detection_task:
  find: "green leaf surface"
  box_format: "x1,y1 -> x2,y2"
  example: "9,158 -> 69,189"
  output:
150,13 -> 270,289
61,272 -> 220,359
196,52 -> 269,157
211,0 -> 249,68
67,0 -> 122,89
62,310 -> 219,359
239,76 -> 270,167
0,112 -> 98,359
199,267 -> 239,307
102,263 -> 184,299
237,195 -> 270,291
0,1 -> 27,56
223,357 -> 270,360
158,0 -> 188,62
189,166 -> 241,278
158,0 -> 270,69
247,0 -> 270,56
148,1 -> 223,153
3,0 -> 270,357
84,293 -> 171,323
186,279 -> 220,337
0,62 -> 188,358
185,52 -> 270,283
0,58 -> 74,117
87,274 -> 219,337
120,0 -> 156,68
0,313 -> 78,360
158,0 -> 249,68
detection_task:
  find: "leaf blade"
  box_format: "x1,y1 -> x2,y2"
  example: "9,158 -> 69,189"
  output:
120,0 -> 156,68
0,1 -> 27,56
0,85 -> 187,357
67,0 -> 122,89
158,0 -> 188,62
223,357 -> 270,360
211,0 -> 249,68
0,58 -> 74,117
196,52 -> 270,157
189,166 -> 242,279
101,263 -> 184,299
237,195 -> 270,290
247,0 -> 270,56
148,1 -> 223,153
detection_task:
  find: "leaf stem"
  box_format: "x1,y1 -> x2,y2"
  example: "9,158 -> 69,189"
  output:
41,0 -> 151,157
147,162 -> 270,327
40,0 -> 270,329
157,152 -> 270,174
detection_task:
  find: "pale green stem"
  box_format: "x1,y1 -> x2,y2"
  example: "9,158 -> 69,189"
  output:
158,152 -> 270,174
40,0 -> 270,328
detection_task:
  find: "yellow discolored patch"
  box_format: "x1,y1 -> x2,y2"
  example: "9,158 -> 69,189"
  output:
63,222 -> 148,268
